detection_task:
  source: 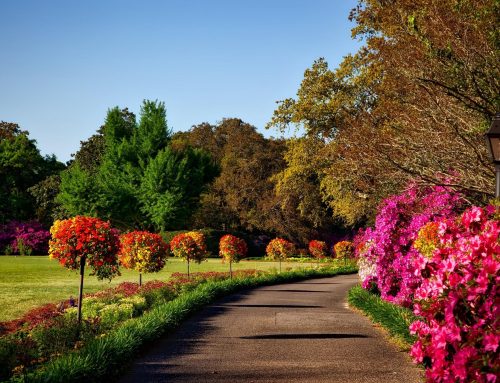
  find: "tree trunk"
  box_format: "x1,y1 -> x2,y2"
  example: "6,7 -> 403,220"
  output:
77,256 -> 86,323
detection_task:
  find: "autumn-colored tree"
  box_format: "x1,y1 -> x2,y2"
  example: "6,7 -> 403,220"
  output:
175,118 -> 331,242
268,1 -> 499,224
308,240 -> 329,260
266,238 -> 295,272
219,234 -> 248,277
49,216 -> 121,321
170,231 -> 207,276
118,231 -> 169,285
333,241 -> 354,264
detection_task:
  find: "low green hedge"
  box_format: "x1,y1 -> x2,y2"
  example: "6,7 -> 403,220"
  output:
13,265 -> 357,383
347,285 -> 417,347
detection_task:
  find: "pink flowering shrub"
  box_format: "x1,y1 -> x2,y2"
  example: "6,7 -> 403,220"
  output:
409,206 -> 499,383
0,221 -> 50,255
354,183 -> 464,306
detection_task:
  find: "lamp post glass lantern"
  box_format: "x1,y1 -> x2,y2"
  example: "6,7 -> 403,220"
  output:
485,115 -> 500,198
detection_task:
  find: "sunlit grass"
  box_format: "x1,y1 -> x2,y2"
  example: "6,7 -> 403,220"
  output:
0,255 -> 311,321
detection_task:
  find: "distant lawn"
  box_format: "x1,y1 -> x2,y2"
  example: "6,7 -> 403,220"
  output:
0,256 -> 311,321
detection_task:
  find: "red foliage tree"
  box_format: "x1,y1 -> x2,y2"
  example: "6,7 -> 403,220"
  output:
219,234 -> 248,277
118,231 -> 169,285
49,216 -> 120,321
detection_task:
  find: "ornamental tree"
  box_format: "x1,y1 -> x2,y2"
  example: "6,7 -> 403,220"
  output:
48,216 -> 120,321
118,231 -> 169,286
266,238 -> 295,272
410,206 -> 499,382
219,234 -> 248,277
170,231 -> 207,276
333,240 -> 354,264
308,240 -> 328,263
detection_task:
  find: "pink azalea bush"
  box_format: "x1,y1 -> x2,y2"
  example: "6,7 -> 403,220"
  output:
355,182 -> 500,382
409,206 -> 499,383
0,221 -> 50,255
354,183 -> 464,306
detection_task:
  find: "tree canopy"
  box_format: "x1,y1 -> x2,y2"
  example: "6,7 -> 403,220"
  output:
58,100 -> 218,231
268,0 -> 499,225
0,122 -> 65,223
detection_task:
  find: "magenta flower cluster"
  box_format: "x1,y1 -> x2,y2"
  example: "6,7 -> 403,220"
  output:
354,183 -> 464,306
355,183 -> 499,382
0,221 -> 50,255
410,205 -> 499,382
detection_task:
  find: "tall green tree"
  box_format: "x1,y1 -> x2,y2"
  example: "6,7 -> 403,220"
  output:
139,147 -> 218,230
0,122 -> 65,223
58,100 -> 216,230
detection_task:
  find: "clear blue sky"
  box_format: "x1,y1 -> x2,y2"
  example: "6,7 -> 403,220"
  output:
1,0 -> 361,162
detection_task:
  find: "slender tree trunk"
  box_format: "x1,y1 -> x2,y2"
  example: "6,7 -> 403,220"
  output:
139,272 -> 142,287
229,261 -> 233,279
187,259 -> 190,278
279,259 -> 282,273
77,256 -> 86,323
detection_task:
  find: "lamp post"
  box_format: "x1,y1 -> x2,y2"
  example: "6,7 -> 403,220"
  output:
485,114 -> 500,198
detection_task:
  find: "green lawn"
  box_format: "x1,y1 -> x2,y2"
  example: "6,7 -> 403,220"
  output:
0,256 -> 309,321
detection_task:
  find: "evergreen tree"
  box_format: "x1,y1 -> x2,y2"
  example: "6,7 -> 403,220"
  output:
58,100 -> 216,230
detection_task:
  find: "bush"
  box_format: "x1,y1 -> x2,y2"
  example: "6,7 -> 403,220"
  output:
170,232 -> 208,269
308,240 -> 328,259
219,234 -> 248,263
119,231 -> 169,285
266,238 -> 295,261
354,183 -> 464,306
333,240 -> 354,260
161,228 -> 267,258
409,206 -> 499,382
0,221 -> 50,255
49,216 -> 121,281
30,316 -> 81,357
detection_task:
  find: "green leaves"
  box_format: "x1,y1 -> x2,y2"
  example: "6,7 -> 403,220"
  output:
58,100 -> 216,231
0,122 -> 65,222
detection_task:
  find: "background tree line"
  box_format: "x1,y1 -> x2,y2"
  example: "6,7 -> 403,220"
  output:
2,0 -> 497,244
1,103 -> 337,244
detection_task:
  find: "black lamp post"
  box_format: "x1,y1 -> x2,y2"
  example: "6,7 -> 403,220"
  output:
485,114 -> 500,198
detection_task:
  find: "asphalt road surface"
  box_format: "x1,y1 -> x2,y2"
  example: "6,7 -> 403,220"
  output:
119,274 -> 423,382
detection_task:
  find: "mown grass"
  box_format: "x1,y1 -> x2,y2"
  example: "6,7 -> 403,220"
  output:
347,285 -> 417,348
10,265 -> 357,383
0,256 -> 339,321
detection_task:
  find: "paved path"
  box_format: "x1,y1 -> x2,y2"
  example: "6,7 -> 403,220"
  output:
119,274 -> 423,382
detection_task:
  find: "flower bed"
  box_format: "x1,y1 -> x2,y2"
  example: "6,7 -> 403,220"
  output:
0,268 -> 271,381
7,264 -> 357,383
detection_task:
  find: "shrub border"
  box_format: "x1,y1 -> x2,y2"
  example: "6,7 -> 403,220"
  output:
14,265 -> 357,383
347,285 -> 417,349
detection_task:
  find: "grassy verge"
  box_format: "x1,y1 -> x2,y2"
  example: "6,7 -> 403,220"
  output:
0,256 -> 329,321
347,285 -> 417,349
11,265 -> 356,383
